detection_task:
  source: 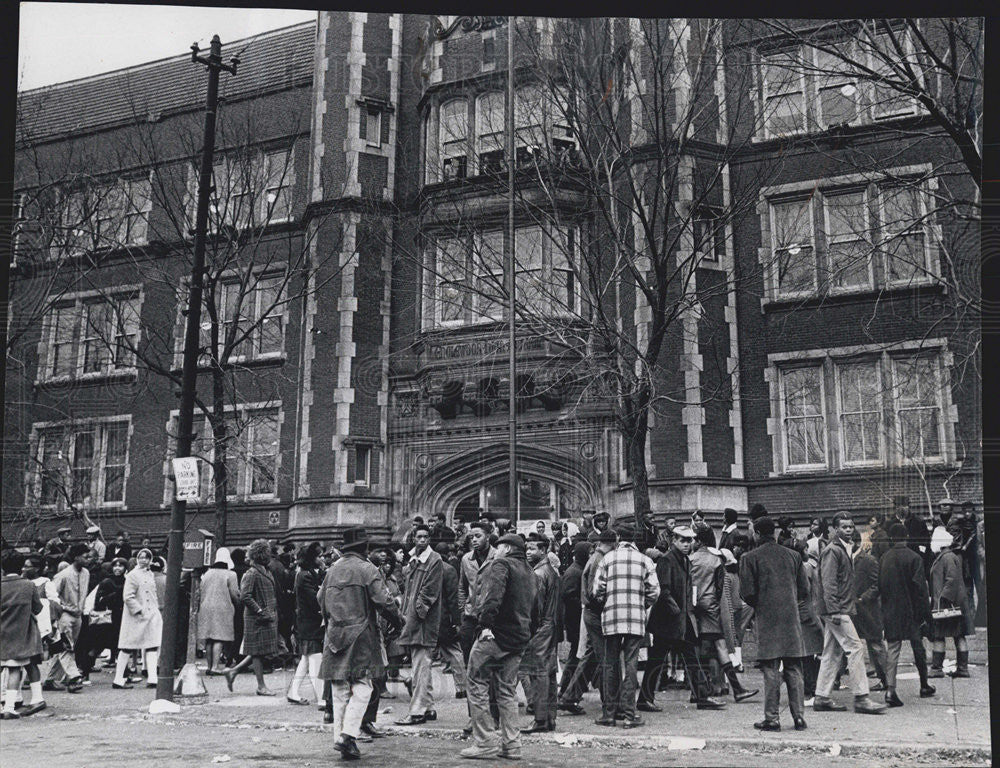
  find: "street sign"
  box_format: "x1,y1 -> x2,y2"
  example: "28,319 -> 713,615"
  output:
172,457 -> 201,501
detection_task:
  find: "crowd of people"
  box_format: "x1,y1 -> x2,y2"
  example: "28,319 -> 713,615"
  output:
0,496 -> 983,761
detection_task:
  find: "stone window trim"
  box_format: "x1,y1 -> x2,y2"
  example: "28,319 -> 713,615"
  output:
172,264 -> 290,369
764,338 -> 958,478
27,414 -> 133,511
356,98 -> 394,155
35,284 -> 144,386
756,164 -> 940,308
161,401 -> 284,506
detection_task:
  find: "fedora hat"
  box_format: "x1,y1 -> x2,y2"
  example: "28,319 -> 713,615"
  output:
341,526 -> 369,552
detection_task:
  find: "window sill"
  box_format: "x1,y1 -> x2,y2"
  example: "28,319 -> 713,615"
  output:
171,354 -> 287,374
763,281 -> 944,311
36,369 -> 138,388
768,461 -> 959,480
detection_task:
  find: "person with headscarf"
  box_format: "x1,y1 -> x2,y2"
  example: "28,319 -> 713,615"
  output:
287,542 -> 325,705
198,547 -> 240,676
928,522 -> 974,678
225,539 -> 281,695
89,558 -> 128,676
112,548 -> 162,689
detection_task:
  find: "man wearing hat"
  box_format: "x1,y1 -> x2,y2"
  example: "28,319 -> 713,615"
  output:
461,532 -> 536,760
641,525 -> 725,712
85,525 -> 106,563
588,511 -> 611,543
878,522 -> 936,701
893,496 -> 931,574
319,526 -> 403,760
44,527 -> 73,564
395,523 -> 444,725
591,525 -> 659,728
739,516 -> 809,731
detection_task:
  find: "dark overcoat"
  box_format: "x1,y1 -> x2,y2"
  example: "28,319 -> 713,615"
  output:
294,566 -> 325,643
0,574 -> 43,660
929,550 -> 974,637
437,557 -> 461,645
398,549 -> 443,648
878,543 -> 931,642
523,559 -> 559,671
799,559 -> 824,655
739,539 -> 807,660
319,551 -> 402,682
240,563 -> 281,656
852,551 -> 884,641
646,547 -> 697,642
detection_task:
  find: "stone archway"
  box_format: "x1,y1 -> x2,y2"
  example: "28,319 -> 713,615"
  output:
411,442 -> 600,522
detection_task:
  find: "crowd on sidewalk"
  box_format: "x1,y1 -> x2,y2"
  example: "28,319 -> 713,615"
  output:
0,497 -> 983,762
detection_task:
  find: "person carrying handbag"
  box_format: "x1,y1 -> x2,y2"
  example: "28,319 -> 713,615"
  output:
928,524 -> 974,678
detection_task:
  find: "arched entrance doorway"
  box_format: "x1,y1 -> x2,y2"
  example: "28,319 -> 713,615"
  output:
410,443 -> 600,533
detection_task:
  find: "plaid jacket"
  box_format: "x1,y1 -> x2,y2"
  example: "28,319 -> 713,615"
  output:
593,542 -> 660,636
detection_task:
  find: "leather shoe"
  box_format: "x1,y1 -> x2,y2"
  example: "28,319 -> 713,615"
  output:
355,732 -> 373,743
112,682 -> 134,690
868,680 -> 885,692
0,711 -> 21,720
793,716 -> 807,731
22,702 -> 47,716
65,678 -> 83,693
455,690 -> 467,699
521,721 -> 550,734
324,710 -> 334,724
594,716 -> 616,726
927,668 -> 945,679
424,709 -> 437,721
812,697 -> 847,712
620,715 -> 643,729
754,719 -> 781,731
42,681 -> 65,692
734,688 -> 759,703
337,734 -> 361,760
287,695 -> 310,705
853,695 -> 887,714
558,701 -> 585,715
885,691 -> 904,707
636,700 -> 662,712
920,685 -> 936,698
394,714 -> 426,725
361,722 -> 385,738
696,697 -> 726,710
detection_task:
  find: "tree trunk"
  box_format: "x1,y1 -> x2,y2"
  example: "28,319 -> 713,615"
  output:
621,391 -> 652,532
211,363 -> 230,546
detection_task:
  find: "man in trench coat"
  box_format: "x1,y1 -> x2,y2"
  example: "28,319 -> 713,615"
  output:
520,533 -> 560,733
319,526 -> 403,759
739,516 -> 808,731
397,523 -> 444,724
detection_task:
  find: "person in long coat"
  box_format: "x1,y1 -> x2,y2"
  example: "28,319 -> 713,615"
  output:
852,541 -> 889,693
112,548 -> 162,689
796,542 -> 824,701
520,534 -> 560,733
198,548 -> 240,675
287,542 -> 326,705
319,527 -> 403,760
877,523 -> 935,702
641,526 -> 722,710
1,550 -> 45,718
434,542 -> 467,699
225,539 -> 281,696
928,524 -> 974,678
739,517 -> 808,731
395,523 -> 443,724
91,558 -> 127,673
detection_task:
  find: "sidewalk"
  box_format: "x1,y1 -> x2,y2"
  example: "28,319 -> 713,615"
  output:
10,644 -> 989,763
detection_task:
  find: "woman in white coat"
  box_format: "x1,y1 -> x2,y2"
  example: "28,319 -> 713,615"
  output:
112,549 -> 163,689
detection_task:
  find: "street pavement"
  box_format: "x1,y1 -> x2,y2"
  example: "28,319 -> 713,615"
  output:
0,634 -> 989,766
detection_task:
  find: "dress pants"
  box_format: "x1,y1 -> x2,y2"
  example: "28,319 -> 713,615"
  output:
562,609 -> 604,704
332,678 -> 373,740
760,657 -> 804,722
601,634 -> 643,720
885,629 -> 929,689
816,615 -> 869,698
865,638 -> 890,684
669,638 -> 713,700
467,636 -> 524,752
46,614 -> 82,682
406,645 -> 434,716
557,631 -> 580,698
639,635 -> 669,704
362,674 -> 385,728
801,655 -> 819,698
527,648 -> 558,726
438,636 -> 467,693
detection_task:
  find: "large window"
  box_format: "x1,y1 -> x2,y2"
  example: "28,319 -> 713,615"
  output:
39,291 -> 142,381
770,347 -> 952,474
476,92 -> 505,174
193,148 -> 294,231
763,172 -> 935,301
56,176 -> 151,255
440,99 -> 468,180
31,418 -> 130,508
198,274 -> 285,362
762,50 -> 807,138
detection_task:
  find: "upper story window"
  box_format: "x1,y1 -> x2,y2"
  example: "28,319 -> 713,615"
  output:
190,148 -> 294,231
195,273 -> 286,364
761,169 -> 936,303
769,344 -> 954,475
54,176 -> 152,257
757,30 -> 925,139
38,290 -> 142,382
425,222 -> 582,329
426,84 -> 577,183
30,417 -> 131,508
693,208 -> 726,264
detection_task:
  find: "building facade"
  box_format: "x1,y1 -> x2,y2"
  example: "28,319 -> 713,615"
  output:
5,16 -> 981,546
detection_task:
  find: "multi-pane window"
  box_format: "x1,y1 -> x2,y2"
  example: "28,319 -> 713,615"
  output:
476,92 -> 505,173
693,209 -> 725,263
880,185 -> 929,286
200,149 -> 293,230
815,47 -> 859,128
364,106 -> 382,148
552,226 -> 579,313
40,293 -> 141,380
836,360 -> 883,465
762,50 -> 807,138
436,238 -> 468,325
201,275 -> 284,362
440,99 -> 468,180
892,356 -> 943,461
32,419 -> 130,507
354,444 -> 371,487
472,231 -> 504,321
780,366 -> 827,469
870,32 -> 920,121
824,190 -> 871,290
515,225 -> 545,314
182,409 -> 280,500
57,177 -> 151,255
771,198 -> 815,297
